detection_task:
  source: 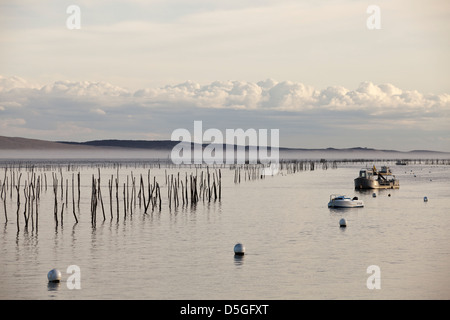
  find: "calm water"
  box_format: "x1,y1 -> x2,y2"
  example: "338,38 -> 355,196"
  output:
0,161 -> 449,300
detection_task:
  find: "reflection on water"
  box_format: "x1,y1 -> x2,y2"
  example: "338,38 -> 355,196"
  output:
1,161 -> 450,299
233,254 -> 245,267
327,207 -> 360,214
47,282 -> 61,292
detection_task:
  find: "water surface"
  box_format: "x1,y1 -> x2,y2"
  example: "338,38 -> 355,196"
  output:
0,161 -> 449,299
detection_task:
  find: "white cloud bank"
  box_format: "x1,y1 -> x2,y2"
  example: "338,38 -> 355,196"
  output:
0,75 -> 449,151
3,75 -> 446,111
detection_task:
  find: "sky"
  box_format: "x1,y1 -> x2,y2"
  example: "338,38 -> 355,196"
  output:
0,0 -> 449,151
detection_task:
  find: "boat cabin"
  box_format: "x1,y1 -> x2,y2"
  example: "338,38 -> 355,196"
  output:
359,169 -> 373,178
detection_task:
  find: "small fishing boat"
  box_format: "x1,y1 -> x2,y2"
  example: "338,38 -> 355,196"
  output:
328,195 -> 364,208
354,165 -> 400,189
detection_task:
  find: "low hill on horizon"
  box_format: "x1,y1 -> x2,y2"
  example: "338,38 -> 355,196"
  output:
0,135 -> 449,159
0,136 -> 95,150
57,138 -> 449,154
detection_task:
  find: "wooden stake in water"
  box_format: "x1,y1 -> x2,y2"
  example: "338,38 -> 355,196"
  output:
15,173 -> 22,232
77,172 -> 80,208
72,173 -> 78,223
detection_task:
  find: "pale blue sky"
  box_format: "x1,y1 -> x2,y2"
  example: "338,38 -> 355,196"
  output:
0,0 -> 449,151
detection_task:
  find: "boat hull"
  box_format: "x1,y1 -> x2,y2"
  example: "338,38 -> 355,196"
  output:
328,198 -> 364,208
354,177 -> 399,189
328,199 -> 364,208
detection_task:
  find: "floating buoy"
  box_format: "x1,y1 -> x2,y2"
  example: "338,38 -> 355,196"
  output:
47,269 -> 61,283
424,197 -> 428,202
339,218 -> 347,228
388,194 -> 391,197
372,193 -> 376,197
234,243 -> 245,256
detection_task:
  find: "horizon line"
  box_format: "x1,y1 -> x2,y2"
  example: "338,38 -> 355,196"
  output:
1,135 -> 448,154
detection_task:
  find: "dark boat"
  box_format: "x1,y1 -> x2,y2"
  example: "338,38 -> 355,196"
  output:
354,166 -> 400,189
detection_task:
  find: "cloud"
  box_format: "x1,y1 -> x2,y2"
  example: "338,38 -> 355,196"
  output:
0,75 -> 40,92
90,108 -> 106,115
1,75 -> 448,113
0,118 -> 26,128
0,75 -> 449,150
130,78 -> 450,115
40,80 -> 131,97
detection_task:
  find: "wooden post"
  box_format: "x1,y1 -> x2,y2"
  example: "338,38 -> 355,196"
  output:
24,182 -> 29,229
108,177 -> 113,220
115,177 -> 119,222
60,170 -> 63,200
15,173 -> 22,232
157,183 -> 161,210
77,172 -> 80,208
219,169 -> 222,201
72,173 -> 78,223
53,175 -> 58,227
123,183 -> 127,218
98,179 -> 105,221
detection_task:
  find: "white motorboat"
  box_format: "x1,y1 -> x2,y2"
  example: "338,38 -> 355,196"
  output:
328,195 -> 364,208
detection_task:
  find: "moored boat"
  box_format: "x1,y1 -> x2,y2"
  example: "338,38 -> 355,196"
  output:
354,165 -> 399,189
328,195 -> 364,208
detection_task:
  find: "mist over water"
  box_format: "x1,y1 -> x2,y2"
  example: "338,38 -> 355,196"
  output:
1,147 -> 449,162
0,149 -> 172,160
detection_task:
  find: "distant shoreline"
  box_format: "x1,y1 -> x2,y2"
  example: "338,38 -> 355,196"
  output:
1,135 -> 450,160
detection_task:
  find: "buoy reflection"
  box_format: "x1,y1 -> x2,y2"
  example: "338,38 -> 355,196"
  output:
234,254 -> 244,266
47,281 -> 61,291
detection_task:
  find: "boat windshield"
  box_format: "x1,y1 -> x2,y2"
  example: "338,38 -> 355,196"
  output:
330,195 -> 348,200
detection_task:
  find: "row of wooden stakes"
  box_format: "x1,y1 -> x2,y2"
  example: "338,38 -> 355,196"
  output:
0,166 -> 222,229
88,167 -> 222,227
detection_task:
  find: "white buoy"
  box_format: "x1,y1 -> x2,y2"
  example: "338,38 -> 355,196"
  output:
234,243 -> 245,256
424,196 -> 428,202
47,269 -> 61,283
339,218 -> 347,228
